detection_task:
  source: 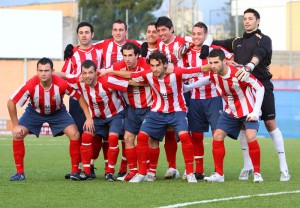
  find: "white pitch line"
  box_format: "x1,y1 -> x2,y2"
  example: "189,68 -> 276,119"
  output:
158,190 -> 300,208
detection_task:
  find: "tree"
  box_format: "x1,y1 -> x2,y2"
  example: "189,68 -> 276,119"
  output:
79,0 -> 163,40
222,0 -> 244,37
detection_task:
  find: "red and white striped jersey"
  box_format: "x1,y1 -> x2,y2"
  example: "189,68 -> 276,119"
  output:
11,75 -> 80,115
209,65 -> 263,118
157,36 -> 191,67
66,76 -> 125,119
110,58 -> 152,109
131,67 -> 202,113
61,45 -> 103,76
96,38 -> 142,68
183,44 -> 233,99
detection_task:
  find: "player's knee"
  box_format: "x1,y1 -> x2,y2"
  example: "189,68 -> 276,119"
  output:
108,134 -> 119,147
82,132 -> 93,143
137,131 -> 149,146
178,132 -> 190,144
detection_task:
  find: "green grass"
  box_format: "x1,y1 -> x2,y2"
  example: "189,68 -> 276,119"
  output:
0,135 -> 299,208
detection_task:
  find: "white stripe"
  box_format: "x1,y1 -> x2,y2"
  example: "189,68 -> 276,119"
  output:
158,190 -> 300,208
194,156 -> 203,159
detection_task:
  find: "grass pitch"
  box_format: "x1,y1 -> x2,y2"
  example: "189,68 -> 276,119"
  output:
0,135 -> 299,207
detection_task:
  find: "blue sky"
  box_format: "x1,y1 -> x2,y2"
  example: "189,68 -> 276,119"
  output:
155,0 -> 228,24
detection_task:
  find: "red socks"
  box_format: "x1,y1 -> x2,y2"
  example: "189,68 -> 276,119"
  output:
179,132 -> 194,174
106,134 -> 119,174
191,132 -> 204,174
212,140 -> 225,176
119,140 -> 127,173
136,132 -> 149,175
92,135 -> 102,161
164,131 -> 177,169
69,139 -> 81,173
80,132 -> 93,175
13,139 -> 25,174
102,140 -> 109,172
248,140 -> 261,173
148,148 -> 160,175
125,147 -> 138,173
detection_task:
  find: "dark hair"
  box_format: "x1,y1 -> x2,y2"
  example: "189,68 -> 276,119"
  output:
81,60 -> 97,72
147,50 -> 168,65
209,49 -> 225,61
193,22 -> 208,34
37,57 -> 53,69
147,22 -> 156,28
121,42 -> 140,56
113,19 -> 127,30
244,8 -> 260,19
77,22 -> 94,33
155,16 -> 173,30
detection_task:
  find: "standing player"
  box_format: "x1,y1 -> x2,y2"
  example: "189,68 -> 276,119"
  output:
198,49 -> 265,183
103,42 -> 152,181
181,22 -> 232,180
140,22 -> 159,58
8,57 -> 94,181
95,19 -> 142,177
66,60 -> 126,182
213,8 -> 290,181
61,21 -> 105,179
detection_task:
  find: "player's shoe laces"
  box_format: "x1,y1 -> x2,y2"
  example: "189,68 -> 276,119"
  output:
79,171 -> 91,181
129,173 -> 146,183
90,166 -> 97,179
280,170 -> 291,182
239,168 -> 253,180
10,173 -> 26,181
253,173 -> 264,183
70,172 -> 81,181
117,171 -> 127,178
105,173 -> 116,182
186,173 -> 197,183
204,172 -> 224,182
145,172 -> 157,182
117,172 -> 136,181
164,168 -> 179,179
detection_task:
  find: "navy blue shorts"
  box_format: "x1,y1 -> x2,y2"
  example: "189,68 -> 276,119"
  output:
93,110 -> 125,137
216,112 -> 260,140
124,106 -> 150,135
188,96 -> 222,132
69,97 -> 85,135
19,104 -> 75,137
140,111 -> 189,141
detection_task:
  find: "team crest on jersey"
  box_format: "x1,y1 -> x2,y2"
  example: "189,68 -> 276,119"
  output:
232,83 -> 239,90
52,95 -> 60,101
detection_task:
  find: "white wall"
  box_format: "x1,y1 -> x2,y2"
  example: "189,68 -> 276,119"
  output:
0,9 -> 63,59
231,0 -> 286,50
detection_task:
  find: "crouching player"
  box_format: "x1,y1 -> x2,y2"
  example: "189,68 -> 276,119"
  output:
186,49 -> 265,183
7,57 -> 94,181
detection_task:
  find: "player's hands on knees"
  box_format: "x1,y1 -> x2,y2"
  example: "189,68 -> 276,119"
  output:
246,111 -> 259,121
12,125 -> 26,139
84,118 -> 95,134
